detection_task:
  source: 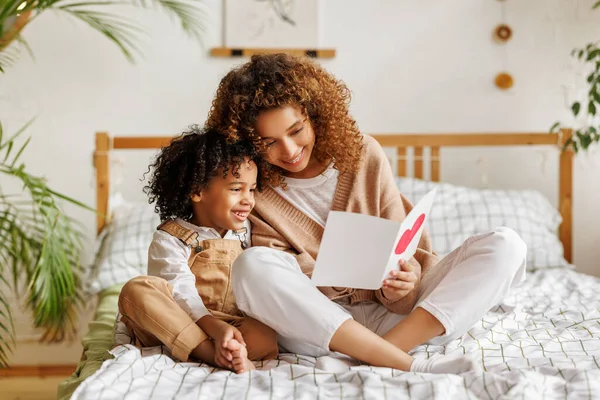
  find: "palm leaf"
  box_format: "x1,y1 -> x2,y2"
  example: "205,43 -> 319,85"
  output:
14,34 -> 34,61
0,123 -> 88,366
135,0 -> 209,42
0,119 -> 34,149
0,43 -> 21,72
0,179 -> 84,349
0,261 -> 16,339
55,5 -> 144,62
0,0 -> 211,367
1,0 -> 209,68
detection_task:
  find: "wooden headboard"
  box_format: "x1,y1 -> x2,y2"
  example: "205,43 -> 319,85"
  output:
93,130 -> 574,262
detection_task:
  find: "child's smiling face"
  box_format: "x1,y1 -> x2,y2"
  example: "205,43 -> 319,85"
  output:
190,158 -> 257,235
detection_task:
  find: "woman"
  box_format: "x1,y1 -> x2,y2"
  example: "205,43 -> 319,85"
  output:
205,53 -> 527,373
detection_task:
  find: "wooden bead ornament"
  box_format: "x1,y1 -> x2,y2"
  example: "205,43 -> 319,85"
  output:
493,24 -> 513,43
495,72 -> 514,90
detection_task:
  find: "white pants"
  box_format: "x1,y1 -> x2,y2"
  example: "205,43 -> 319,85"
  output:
232,227 -> 527,357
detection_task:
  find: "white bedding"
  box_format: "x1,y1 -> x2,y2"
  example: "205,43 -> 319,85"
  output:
72,267 -> 600,399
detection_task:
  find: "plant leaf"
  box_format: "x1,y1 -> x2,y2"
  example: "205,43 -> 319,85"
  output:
588,73 -> 596,84
10,136 -> 31,168
562,136 -> 574,151
0,43 -> 21,73
587,49 -> 600,61
0,121 -> 91,365
580,130 -> 593,149
0,118 -> 36,150
54,7 -> 144,62
133,0 -> 210,42
589,101 -> 597,116
47,189 -> 96,212
15,34 -> 35,62
1,0 -> 210,72
572,102 -> 581,117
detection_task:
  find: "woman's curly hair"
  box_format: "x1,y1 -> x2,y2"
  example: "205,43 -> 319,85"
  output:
143,126 -> 262,221
206,53 -> 363,187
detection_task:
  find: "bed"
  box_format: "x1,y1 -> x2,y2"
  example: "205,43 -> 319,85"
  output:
58,130 -> 600,399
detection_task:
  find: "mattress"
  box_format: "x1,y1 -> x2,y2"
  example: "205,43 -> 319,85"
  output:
66,267 -> 600,399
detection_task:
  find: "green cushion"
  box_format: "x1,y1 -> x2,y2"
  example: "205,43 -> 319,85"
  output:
56,283 -> 124,400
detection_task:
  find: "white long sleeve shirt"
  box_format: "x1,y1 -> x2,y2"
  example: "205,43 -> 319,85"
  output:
147,218 -> 251,322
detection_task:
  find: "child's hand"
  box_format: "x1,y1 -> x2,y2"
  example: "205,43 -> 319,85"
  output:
198,316 -> 246,369
381,259 -> 418,302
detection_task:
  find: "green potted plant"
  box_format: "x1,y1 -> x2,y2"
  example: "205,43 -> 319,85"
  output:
551,1 -> 600,152
0,0 -> 208,367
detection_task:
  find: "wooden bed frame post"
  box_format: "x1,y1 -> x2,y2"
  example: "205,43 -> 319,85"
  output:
94,132 -> 110,235
559,128 -> 574,263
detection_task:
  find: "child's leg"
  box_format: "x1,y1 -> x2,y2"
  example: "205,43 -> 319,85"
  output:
233,317 -> 279,361
191,341 -> 217,366
118,313 -> 163,348
382,227 -> 527,351
118,276 -> 213,363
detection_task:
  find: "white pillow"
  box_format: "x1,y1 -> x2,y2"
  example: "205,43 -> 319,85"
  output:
395,177 -> 569,270
87,201 -> 160,294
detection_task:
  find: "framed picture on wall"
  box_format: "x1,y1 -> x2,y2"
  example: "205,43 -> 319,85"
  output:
224,0 -> 319,48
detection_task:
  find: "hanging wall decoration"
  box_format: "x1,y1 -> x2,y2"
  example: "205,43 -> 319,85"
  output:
493,24 -> 512,43
493,0 -> 514,90
495,72 -> 514,90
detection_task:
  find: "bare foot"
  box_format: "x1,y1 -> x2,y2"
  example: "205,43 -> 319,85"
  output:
227,339 -> 255,374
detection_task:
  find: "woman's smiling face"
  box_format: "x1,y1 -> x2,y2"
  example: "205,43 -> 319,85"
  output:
254,105 -> 324,179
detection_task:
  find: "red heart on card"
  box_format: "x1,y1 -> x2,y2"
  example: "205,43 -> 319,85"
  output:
394,213 -> 426,255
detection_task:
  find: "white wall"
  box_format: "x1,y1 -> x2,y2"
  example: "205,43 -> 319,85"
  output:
1,0 -> 599,291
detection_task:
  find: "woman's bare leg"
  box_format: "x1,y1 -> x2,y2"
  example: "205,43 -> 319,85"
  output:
329,319 -> 477,373
382,308 -> 445,352
329,319 -> 414,370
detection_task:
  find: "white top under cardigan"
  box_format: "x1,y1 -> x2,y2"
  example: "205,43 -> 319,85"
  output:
273,165 -> 339,227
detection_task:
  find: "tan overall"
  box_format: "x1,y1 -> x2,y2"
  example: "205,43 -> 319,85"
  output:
118,220 -> 278,362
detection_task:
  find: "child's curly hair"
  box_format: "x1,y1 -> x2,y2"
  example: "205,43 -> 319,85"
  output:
143,126 -> 262,221
206,53 -> 363,187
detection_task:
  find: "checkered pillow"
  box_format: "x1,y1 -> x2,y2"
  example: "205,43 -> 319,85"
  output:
395,177 -> 569,270
87,201 -> 160,294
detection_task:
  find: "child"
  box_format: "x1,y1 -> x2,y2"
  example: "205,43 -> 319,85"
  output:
117,126 -> 278,374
